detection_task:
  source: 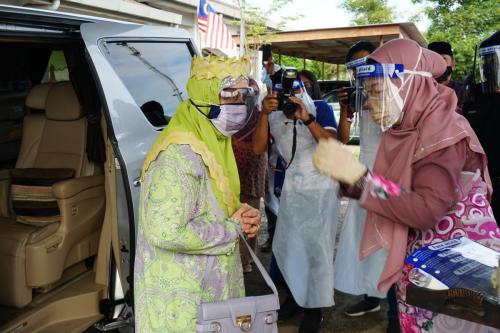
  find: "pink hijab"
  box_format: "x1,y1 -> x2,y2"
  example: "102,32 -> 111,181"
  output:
359,39 -> 490,293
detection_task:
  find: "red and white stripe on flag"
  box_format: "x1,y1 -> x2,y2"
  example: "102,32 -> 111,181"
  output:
198,16 -> 208,33
205,13 -> 236,50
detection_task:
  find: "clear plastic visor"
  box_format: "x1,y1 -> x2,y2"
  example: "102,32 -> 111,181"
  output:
355,63 -> 405,131
346,56 -> 368,86
479,45 -> 500,94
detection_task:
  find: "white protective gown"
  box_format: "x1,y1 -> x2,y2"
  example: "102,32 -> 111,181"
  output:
334,110 -> 388,298
270,105 -> 340,308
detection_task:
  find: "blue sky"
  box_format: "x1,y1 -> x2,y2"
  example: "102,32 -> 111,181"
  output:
240,0 -> 431,32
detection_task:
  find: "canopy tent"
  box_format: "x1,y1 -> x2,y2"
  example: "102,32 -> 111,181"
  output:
233,22 -> 427,65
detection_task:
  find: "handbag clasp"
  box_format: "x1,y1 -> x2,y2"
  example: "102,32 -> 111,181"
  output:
236,315 -> 252,332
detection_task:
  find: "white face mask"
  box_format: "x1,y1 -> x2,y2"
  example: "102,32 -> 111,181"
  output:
294,82 -> 316,114
381,78 -> 405,129
210,104 -> 249,136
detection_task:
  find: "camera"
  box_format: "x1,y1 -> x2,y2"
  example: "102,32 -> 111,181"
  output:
344,87 -> 357,109
277,67 -> 299,117
336,86 -> 361,110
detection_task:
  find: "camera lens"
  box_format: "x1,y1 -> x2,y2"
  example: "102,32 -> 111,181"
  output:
282,98 -> 298,117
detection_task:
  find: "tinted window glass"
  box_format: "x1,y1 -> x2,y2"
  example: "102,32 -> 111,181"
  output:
102,41 -> 192,126
42,50 -> 69,83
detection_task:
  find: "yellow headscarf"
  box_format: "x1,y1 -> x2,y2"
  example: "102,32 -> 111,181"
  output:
141,56 -> 250,216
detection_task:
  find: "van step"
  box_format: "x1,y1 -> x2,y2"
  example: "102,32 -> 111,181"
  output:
92,315 -> 133,332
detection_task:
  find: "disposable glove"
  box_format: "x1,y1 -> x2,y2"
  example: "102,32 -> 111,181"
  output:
313,138 -> 367,185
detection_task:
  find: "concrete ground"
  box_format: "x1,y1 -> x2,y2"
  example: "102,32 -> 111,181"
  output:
244,199 -> 389,333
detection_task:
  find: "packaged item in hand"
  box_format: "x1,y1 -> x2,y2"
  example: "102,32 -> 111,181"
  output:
406,237 -> 500,303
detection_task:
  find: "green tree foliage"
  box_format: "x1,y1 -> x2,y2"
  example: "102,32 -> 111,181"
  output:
341,0 -> 394,25
236,0 -> 397,84
413,0 -> 500,80
273,55 -> 349,81
234,0 -> 347,83
232,0 -> 301,48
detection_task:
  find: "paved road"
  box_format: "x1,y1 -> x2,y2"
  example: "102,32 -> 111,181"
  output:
244,199 -> 388,333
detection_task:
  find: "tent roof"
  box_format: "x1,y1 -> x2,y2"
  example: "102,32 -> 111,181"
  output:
234,22 -> 427,64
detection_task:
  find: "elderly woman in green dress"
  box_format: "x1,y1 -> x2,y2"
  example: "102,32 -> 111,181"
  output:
134,55 -> 261,332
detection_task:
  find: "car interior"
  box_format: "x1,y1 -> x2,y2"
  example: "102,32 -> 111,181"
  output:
0,40 -> 118,333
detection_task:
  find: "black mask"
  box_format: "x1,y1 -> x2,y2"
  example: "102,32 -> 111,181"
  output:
190,99 -> 221,119
436,66 -> 453,83
305,86 -> 314,97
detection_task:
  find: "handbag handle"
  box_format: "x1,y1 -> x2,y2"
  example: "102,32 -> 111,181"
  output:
201,229 -> 279,297
238,229 -> 279,296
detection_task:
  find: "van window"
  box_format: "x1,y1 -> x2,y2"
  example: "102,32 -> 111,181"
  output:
42,50 -> 69,83
101,41 -> 192,126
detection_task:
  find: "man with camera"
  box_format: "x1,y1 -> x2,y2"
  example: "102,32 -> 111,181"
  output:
333,40 -> 402,333
337,41 -> 376,143
252,68 -> 340,333
261,44 -> 283,93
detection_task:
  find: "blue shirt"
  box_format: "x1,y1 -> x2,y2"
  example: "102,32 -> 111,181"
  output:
264,99 -> 337,211
314,100 -> 337,131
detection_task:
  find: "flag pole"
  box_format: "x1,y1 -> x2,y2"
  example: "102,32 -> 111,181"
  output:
195,0 -> 201,53
238,0 -> 246,57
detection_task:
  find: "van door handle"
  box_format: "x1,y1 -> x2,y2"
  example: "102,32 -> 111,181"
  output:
133,176 -> 141,187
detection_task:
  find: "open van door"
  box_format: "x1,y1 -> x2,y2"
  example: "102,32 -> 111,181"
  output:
80,22 -> 196,323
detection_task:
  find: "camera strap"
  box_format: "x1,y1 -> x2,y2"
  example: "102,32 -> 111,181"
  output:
269,119 -> 298,172
284,119 -> 298,170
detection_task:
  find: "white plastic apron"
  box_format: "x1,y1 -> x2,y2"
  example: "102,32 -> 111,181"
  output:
334,110 -> 388,298
264,143 -> 281,216
269,110 -> 340,308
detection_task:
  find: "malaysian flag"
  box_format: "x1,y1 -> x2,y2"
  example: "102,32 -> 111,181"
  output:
206,13 -> 236,50
197,0 -> 215,33
198,0 -> 236,51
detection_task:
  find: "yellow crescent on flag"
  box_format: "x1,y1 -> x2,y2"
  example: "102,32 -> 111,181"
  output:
203,3 -> 209,15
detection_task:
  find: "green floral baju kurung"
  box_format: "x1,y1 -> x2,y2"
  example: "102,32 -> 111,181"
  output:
134,144 -> 244,333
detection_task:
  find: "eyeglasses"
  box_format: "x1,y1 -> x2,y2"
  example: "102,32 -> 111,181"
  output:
220,87 -> 256,99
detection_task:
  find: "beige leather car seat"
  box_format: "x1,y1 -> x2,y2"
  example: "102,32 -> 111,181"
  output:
15,83 -> 52,168
0,83 -> 52,218
0,82 -> 105,308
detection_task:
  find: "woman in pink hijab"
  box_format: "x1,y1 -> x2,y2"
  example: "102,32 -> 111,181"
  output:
313,39 -> 500,333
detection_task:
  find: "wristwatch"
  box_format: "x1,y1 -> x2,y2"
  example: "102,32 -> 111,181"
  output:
303,113 -> 316,126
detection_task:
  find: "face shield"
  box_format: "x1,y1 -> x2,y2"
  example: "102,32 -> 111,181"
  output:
233,79 -> 264,140
479,45 -> 500,94
344,57 -> 368,113
219,84 -> 257,104
215,77 -> 257,136
346,56 -> 368,86
355,63 -> 406,132
191,76 -> 256,136
292,80 -> 316,113
355,61 -> 432,132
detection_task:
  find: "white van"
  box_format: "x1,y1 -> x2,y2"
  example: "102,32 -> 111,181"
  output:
0,5 -> 196,332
